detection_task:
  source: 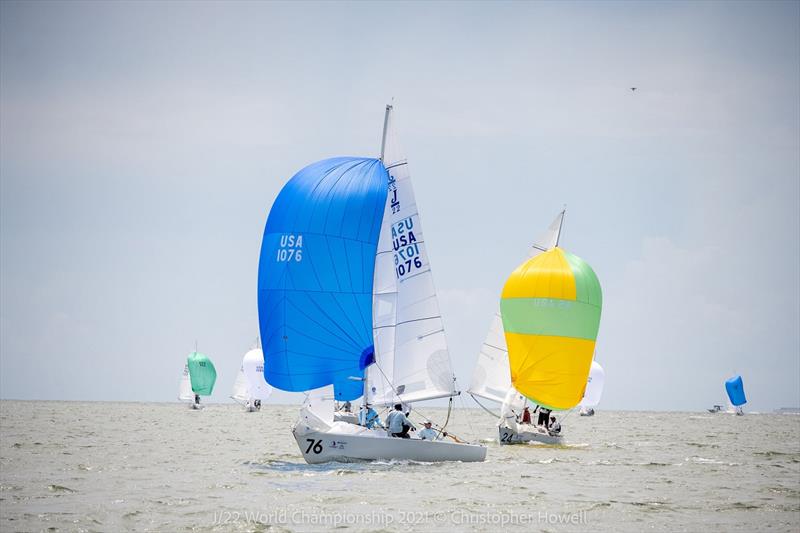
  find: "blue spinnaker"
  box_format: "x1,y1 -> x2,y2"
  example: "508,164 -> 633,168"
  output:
258,157 -> 388,401
725,375 -> 747,406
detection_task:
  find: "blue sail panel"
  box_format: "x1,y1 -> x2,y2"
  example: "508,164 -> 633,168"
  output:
725,375 -> 747,406
258,157 -> 388,401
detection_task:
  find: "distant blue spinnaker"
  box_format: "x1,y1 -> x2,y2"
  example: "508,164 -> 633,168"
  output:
725,375 -> 746,406
257,157 -> 388,401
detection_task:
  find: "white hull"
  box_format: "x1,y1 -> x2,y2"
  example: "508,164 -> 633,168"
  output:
498,423 -> 563,445
293,421 -> 486,464
579,407 -> 595,417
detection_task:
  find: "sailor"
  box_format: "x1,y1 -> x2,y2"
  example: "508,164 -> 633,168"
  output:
386,403 -> 415,438
418,421 -> 439,440
254,399 -> 262,410
521,406 -> 532,424
194,394 -> 201,407
534,405 -> 551,428
343,401 -> 352,413
549,416 -> 561,434
359,403 -> 381,429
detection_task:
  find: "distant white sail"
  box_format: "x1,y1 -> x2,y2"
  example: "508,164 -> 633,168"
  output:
468,210 -> 565,404
178,363 -> 193,401
579,361 -> 605,408
243,348 -> 273,401
368,105 -> 456,406
230,364 -> 249,404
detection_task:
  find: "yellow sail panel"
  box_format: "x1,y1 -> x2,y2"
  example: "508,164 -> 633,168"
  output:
501,248 -> 576,300
506,332 -> 596,410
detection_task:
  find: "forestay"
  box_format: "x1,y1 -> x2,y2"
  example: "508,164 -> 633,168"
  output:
367,105 -> 456,406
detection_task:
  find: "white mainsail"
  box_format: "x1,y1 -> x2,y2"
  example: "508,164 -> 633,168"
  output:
367,105 -> 456,406
242,348 -> 273,401
580,360 -> 605,408
230,364 -> 250,404
468,209 -> 565,404
178,363 -> 193,401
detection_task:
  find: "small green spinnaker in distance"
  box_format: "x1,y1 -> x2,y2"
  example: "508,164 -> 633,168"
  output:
187,352 -> 217,396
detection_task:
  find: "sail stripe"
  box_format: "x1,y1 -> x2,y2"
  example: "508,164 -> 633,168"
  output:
500,298 -> 601,340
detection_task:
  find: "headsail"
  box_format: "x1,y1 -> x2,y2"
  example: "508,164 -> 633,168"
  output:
258,157 -> 389,401
501,247 -> 602,410
187,351 -> 217,396
367,105 -> 456,406
468,210 -> 565,404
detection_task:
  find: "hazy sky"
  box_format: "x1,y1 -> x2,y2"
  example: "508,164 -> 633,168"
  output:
1,1 -> 798,411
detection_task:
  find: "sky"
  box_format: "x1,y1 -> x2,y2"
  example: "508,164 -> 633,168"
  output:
1,1 -> 798,411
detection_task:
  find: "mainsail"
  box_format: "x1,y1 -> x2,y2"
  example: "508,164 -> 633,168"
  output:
178,364 -> 193,401
367,105 -> 456,406
468,210 -> 565,404
187,351 -> 217,396
230,363 -> 249,404
501,247 -> 602,410
579,360 -> 605,408
242,348 -> 273,401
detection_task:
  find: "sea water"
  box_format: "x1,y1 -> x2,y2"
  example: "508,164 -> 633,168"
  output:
1,401 -> 798,532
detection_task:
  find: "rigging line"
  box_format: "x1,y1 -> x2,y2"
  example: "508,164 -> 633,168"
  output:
481,345 -> 508,356
372,315 -> 441,330
470,393 -> 502,419
385,160 -> 408,171
371,361 -> 465,440
453,377 -> 478,440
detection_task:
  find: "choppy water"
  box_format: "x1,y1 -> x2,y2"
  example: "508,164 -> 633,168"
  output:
1,401 -> 798,532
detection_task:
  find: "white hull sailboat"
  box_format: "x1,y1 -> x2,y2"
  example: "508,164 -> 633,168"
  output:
292,391 -> 485,463
468,210 -> 603,445
231,347 -> 272,412
469,211 -> 568,444
257,104 -> 485,463
498,423 -> 563,446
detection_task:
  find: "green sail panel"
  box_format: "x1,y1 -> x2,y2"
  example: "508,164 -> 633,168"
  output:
187,351 -> 217,396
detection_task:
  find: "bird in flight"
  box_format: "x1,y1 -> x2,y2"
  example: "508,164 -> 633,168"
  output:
630,87 -> 637,92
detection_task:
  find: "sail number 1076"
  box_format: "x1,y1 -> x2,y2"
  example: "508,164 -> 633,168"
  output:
276,234 -> 303,262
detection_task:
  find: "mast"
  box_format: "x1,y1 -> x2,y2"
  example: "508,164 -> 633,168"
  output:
380,104 -> 392,161
555,206 -> 566,247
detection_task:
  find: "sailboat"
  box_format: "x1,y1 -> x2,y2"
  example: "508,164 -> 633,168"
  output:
231,347 -> 273,411
179,351 -> 217,409
257,104 -> 486,464
469,212 -> 603,444
579,361 -> 605,416
468,211 -> 566,443
725,375 -> 746,415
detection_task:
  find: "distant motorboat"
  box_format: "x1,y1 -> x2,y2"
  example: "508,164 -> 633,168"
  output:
707,405 -> 723,413
579,407 -> 595,416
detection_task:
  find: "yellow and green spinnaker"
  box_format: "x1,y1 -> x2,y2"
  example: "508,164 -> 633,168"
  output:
500,247 -> 602,411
